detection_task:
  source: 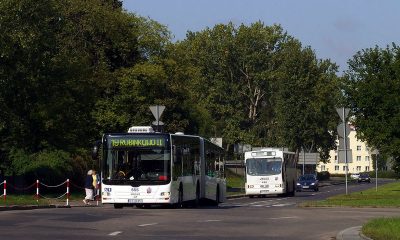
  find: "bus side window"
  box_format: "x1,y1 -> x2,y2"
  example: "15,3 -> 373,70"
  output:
173,145 -> 182,165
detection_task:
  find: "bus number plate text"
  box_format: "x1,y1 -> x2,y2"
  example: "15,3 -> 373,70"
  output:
128,199 -> 143,203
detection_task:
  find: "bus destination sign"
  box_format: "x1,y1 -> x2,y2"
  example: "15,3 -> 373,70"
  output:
109,137 -> 165,148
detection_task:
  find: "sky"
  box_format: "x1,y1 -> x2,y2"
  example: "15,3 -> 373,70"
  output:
123,0 -> 400,73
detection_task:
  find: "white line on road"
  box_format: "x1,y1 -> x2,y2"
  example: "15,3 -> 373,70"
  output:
108,231 -> 122,236
138,223 -> 158,227
198,219 -> 222,222
267,216 -> 299,220
272,203 -> 294,207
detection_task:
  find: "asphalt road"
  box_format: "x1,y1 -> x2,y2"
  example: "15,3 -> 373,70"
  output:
1,179 -> 399,240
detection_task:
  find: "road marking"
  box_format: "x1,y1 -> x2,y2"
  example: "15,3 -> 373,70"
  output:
138,223 -> 158,227
272,203 -> 294,207
267,216 -> 299,220
198,219 -> 222,222
108,231 -> 122,236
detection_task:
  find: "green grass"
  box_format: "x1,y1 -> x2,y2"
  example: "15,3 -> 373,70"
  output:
226,169 -> 245,195
300,181 -> 400,207
362,218 -> 400,240
0,192 -> 85,206
300,181 -> 400,240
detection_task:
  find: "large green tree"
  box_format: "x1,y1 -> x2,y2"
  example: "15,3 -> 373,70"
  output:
0,0 -> 169,180
175,22 -> 339,158
176,22 -> 293,151
270,40 -> 340,159
343,44 -> 400,172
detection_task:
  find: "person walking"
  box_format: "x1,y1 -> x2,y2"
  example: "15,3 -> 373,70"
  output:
92,170 -> 100,201
83,170 -> 94,205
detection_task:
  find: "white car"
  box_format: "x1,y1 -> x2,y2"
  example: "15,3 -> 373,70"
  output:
350,173 -> 360,180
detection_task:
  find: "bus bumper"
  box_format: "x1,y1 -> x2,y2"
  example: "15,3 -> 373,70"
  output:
245,187 -> 284,195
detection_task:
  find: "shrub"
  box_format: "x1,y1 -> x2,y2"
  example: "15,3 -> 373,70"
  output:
317,171 -> 330,181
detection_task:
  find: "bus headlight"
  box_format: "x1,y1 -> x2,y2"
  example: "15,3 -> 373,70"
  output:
160,192 -> 170,197
275,184 -> 281,188
248,185 -> 254,188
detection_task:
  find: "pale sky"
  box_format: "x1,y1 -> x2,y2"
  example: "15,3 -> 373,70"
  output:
123,0 -> 400,73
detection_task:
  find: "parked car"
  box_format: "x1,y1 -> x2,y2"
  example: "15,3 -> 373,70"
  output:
296,174 -> 319,192
358,173 -> 371,183
350,173 -> 360,180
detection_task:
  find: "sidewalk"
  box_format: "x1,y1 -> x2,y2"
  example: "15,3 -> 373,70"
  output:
336,226 -> 372,240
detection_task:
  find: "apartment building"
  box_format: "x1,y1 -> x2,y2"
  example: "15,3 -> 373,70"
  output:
317,127 -> 377,175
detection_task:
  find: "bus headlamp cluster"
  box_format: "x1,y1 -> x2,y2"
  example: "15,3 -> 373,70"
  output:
248,185 -> 254,188
160,192 -> 170,197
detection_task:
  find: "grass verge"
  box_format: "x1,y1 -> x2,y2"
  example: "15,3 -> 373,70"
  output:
300,181 -> 400,240
0,193 -> 85,206
300,181 -> 400,207
226,169 -> 245,195
362,217 -> 400,240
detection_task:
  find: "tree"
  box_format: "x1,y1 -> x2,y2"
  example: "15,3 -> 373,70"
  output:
269,39 -> 340,159
175,22 -> 340,158
176,22 -> 294,152
0,0 -> 169,179
343,44 -> 400,173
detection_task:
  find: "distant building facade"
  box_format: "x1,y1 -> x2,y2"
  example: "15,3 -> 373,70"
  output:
317,127 -> 378,174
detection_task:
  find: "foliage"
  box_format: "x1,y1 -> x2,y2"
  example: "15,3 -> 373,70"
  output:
0,0 -> 173,181
343,44 -> 400,174
176,22 -> 340,158
7,148 -> 87,184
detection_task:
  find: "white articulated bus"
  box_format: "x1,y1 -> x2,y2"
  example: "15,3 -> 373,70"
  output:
93,126 -> 226,208
244,148 -> 297,197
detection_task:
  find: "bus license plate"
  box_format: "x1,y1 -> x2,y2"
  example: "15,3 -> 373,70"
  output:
260,190 -> 269,194
128,199 -> 143,203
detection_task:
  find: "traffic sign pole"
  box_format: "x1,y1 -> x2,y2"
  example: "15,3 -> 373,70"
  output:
343,108 -> 348,195
337,107 -> 350,195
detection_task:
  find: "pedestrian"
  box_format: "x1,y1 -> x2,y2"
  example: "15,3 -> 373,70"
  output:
92,170 -> 100,201
83,170 -> 94,205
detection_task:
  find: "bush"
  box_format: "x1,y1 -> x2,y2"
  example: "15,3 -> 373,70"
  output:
317,171 -> 330,181
8,148 -> 91,186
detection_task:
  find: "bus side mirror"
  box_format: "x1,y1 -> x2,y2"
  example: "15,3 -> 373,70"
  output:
92,140 -> 101,160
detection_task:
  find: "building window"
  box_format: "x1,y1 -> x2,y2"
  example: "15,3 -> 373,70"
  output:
343,166 -> 348,171
357,146 -> 361,151
365,156 -> 370,161
321,165 -> 326,171
334,155 -> 338,164
356,166 -> 361,171
335,165 -> 339,171
356,156 -> 361,161
365,166 -> 369,171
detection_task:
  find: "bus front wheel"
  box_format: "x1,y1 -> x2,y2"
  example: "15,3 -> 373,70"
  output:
114,203 -> 123,209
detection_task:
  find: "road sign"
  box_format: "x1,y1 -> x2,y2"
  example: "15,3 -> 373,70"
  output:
149,105 -> 165,121
337,122 -> 351,138
152,121 -> 164,126
338,149 -> 353,163
336,108 -> 350,121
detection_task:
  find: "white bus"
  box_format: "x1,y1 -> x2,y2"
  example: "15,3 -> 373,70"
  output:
93,126 -> 226,208
244,148 -> 297,197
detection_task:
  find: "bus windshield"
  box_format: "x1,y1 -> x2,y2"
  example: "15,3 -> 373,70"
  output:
103,135 -> 171,185
246,158 -> 282,176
